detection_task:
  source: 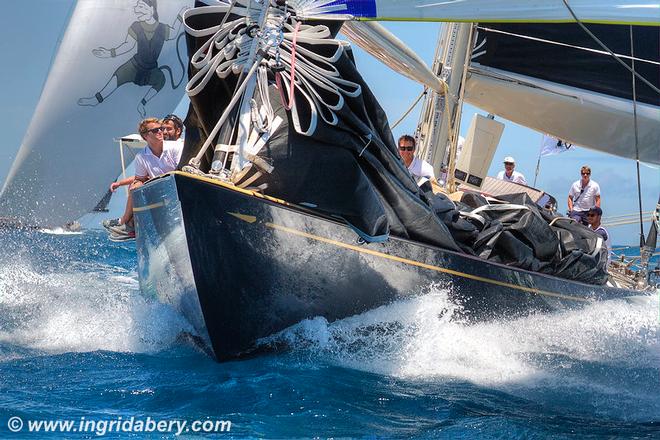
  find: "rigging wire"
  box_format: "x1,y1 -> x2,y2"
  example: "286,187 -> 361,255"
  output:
391,88 -> 427,129
630,25 -> 645,247
602,210 -> 654,221
603,217 -> 653,228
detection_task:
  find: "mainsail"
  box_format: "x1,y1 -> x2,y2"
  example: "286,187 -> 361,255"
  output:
466,23 -> 660,164
0,0 -> 191,226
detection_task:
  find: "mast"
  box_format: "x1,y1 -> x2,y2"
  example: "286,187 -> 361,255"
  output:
415,23 -> 472,184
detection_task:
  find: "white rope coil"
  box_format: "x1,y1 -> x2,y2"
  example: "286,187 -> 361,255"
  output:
182,0 -> 363,151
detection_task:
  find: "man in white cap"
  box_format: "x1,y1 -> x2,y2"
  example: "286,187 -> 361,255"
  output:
496,156 -> 527,185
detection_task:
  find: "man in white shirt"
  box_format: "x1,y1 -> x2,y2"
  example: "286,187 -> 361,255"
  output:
568,165 -> 601,225
398,134 -> 435,186
162,113 -> 184,167
162,114 -> 184,141
496,156 -> 527,185
102,117 -> 181,240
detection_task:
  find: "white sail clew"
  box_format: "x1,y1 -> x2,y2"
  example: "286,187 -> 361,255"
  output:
294,0 -> 660,25
0,0 -> 191,226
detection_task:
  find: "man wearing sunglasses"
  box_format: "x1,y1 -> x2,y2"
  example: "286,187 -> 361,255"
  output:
102,117 -> 181,240
162,114 -> 184,141
162,114 -> 184,169
496,156 -> 527,185
567,165 -> 601,225
398,134 -> 435,186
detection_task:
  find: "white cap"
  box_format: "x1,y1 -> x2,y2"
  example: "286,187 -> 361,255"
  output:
503,156 -> 515,164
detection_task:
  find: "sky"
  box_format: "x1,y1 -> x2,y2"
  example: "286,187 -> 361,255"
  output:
0,1 -> 657,245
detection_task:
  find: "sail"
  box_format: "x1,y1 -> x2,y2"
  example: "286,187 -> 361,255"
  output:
466,23 -> 660,164
0,0 -> 191,226
294,1 -> 660,25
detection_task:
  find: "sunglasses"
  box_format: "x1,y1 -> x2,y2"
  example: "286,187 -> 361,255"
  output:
163,115 -> 183,127
581,172 -> 591,176
142,126 -> 164,135
587,213 -> 597,217
399,146 -> 415,152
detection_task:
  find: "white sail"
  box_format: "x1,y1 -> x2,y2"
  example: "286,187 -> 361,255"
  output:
465,67 -> 660,165
294,0 -> 660,25
0,0 -> 191,226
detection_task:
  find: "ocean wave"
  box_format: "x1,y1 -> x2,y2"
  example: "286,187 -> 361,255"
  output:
0,259 -> 193,358
263,285 -> 660,420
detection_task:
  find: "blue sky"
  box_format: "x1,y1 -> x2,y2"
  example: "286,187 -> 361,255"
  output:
1,2 -> 657,245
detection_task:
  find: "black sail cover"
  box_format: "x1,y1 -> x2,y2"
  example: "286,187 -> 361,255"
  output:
180,10 -> 461,251
179,8 -> 608,284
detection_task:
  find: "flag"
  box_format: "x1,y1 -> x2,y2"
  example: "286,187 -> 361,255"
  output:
540,134 -> 573,157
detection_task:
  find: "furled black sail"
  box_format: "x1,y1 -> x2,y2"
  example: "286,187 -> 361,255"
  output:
180,7 -> 461,250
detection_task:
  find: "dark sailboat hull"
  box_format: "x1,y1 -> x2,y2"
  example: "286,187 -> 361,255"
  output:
134,172 -> 639,361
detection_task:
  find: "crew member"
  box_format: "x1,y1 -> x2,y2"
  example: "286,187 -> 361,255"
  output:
162,113 -> 184,141
496,156 -> 527,185
398,134 -> 435,186
586,206 -> 611,263
568,165 -> 601,225
102,117 -> 181,240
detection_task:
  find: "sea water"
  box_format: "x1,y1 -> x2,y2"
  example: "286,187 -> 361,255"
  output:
0,228 -> 658,438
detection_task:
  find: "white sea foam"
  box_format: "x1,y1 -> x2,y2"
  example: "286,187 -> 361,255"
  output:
267,285 -> 660,417
0,260 -> 193,357
38,227 -> 82,235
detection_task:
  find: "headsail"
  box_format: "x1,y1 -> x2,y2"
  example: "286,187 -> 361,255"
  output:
0,0 -> 191,226
294,1 -> 660,26
466,23 -> 660,164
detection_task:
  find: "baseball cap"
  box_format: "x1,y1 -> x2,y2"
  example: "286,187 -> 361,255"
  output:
503,156 -> 515,164
588,207 -> 602,216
